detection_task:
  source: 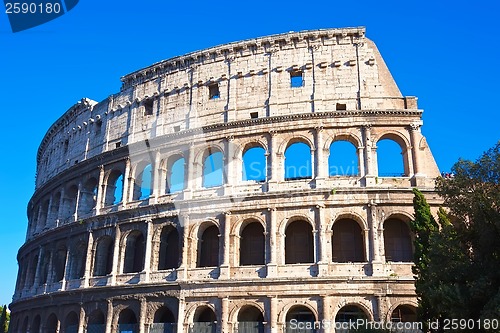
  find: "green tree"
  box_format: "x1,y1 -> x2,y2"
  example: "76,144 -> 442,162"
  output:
0,305 -> 7,333
412,142 -> 500,332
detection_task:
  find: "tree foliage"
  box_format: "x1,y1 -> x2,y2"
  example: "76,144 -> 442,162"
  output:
0,305 -> 8,333
412,142 -> 500,331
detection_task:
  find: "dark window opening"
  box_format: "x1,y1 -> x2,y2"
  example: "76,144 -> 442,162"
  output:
250,112 -> 258,119
384,219 -> 413,262
115,142 -> 121,149
285,221 -> 314,264
290,71 -> 303,88
391,305 -> 417,322
335,305 -> 367,323
158,227 -> 180,270
209,83 -> 220,99
198,225 -> 219,267
240,222 -> 265,266
144,99 -> 154,116
332,219 -> 365,262
123,231 -> 145,273
336,103 -> 347,110
174,125 -> 181,132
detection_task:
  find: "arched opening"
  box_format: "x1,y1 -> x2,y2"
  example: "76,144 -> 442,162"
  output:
118,308 -> 138,333
79,177 -> 98,216
62,185 -> 78,222
285,142 -> 312,180
26,255 -> 38,287
285,305 -> 316,333
152,306 -> 176,333
104,170 -> 123,206
64,311 -> 79,333
332,219 -> 365,262
391,305 -> 417,322
87,309 -> 105,333
21,317 -> 28,333
123,231 -> 145,273
192,306 -> 216,333
197,225 -> 220,268
335,305 -> 368,323
50,192 -> 61,224
158,226 -> 180,270
237,305 -> 264,333
68,241 -> 87,280
329,140 -> 359,176
39,199 -> 49,229
39,250 -> 50,285
53,245 -> 68,282
203,149 -> 224,188
377,138 -> 406,177
133,163 -> 153,200
166,156 -> 186,193
93,236 -> 114,277
240,222 -> 265,266
31,315 -> 41,333
46,313 -> 58,333
242,146 -> 266,182
285,221 -> 314,264
384,218 -> 413,262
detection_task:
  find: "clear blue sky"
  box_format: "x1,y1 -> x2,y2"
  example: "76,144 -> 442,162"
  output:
1,0 -> 499,306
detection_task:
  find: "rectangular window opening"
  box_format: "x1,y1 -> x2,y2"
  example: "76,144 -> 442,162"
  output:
144,99 -> 154,116
209,83 -> 220,100
173,125 -> 181,132
250,112 -> 258,119
115,142 -> 121,149
336,103 -> 347,111
290,71 -> 303,88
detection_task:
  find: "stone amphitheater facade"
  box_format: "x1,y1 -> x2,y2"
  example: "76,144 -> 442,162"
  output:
11,27 -> 442,333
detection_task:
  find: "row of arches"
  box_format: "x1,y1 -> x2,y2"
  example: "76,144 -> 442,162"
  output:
14,303 -> 417,333
18,216 -> 413,292
30,134 -> 409,237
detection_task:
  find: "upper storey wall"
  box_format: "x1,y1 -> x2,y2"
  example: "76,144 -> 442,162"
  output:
35,27 -> 416,188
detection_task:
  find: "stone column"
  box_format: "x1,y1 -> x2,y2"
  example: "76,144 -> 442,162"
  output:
267,131 -> 282,190
363,125 -> 376,186
33,246 -> 44,288
357,146 -> 365,177
152,151 -> 161,203
122,157 -> 131,207
110,224 -> 121,285
224,136 -> 237,195
57,187 -> 65,226
142,219 -> 153,282
46,195 -> 54,227
185,144 -> 196,198
78,305 -> 86,333
220,212 -> 231,278
61,245 -> 71,290
177,214 -> 190,280
269,296 -> 278,333
266,208 -> 277,277
221,297 -> 229,333
368,202 -> 384,276
139,297 -> 147,333
96,165 -> 105,214
177,296 -> 187,333
74,181 -> 83,221
83,229 -> 94,287
322,295 -> 332,333
105,299 -> 113,333
315,126 -> 327,180
316,205 -> 328,276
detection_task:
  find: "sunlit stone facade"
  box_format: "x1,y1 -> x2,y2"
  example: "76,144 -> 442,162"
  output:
11,27 -> 441,333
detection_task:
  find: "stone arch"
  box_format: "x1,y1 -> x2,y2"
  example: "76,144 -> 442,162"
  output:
87,308 -> 106,330
38,198 -> 50,230
162,153 -> 187,194
280,302 -> 318,326
239,221 -> 266,266
328,137 -> 360,177
197,222 -> 220,268
117,307 -> 138,332
185,302 -> 218,324
50,191 -> 61,225
157,225 -> 180,270
283,139 -> 313,180
61,183 -> 78,222
284,218 -> 315,264
242,143 -> 267,182
331,218 -> 365,262
45,313 -> 59,333
200,146 -> 225,188
279,214 -> 315,236
67,239 -> 87,280
190,304 -> 218,333
278,135 -> 316,155
78,175 -> 98,216
323,132 -> 362,151
63,311 -> 79,333
31,314 -> 41,333
92,235 -> 114,277
386,302 -> 418,322
122,229 -> 145,273
52,242 -> 68,282
375,131 -> 411,177
104,169 -> 124,206
334,301 -> 373,322
229,301 -> 266,324
26,254 -> 38,287
131,160 -> 153,201
21,316 -> 29,333
329,212 -> 368,231
383,216 -> 414,262
236,304 -> 265,333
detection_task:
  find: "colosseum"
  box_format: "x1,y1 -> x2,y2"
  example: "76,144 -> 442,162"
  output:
10,27 -> 442,333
